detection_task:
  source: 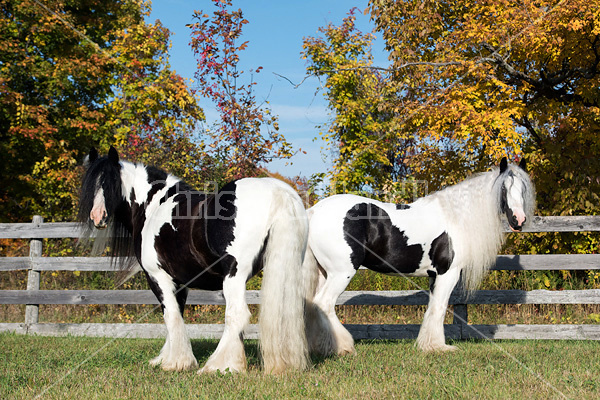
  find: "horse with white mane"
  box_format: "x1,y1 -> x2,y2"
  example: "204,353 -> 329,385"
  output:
304,158 -> 535,355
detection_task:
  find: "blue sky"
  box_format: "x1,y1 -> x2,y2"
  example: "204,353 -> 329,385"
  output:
147,0 -> 389,179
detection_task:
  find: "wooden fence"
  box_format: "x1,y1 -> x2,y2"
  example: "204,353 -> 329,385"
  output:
1,215 -> 600,341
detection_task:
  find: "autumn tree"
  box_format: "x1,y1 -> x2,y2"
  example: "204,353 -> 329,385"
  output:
303,11 -> 414,196
1,0 -> 129,221
305,1 -> 599,260
188,0 -> 293,182
309,2 -> 599,205
368,0 -> 600,191
0,0 -> 204,221
104,18 -> 206,188
367,0 -> 600,255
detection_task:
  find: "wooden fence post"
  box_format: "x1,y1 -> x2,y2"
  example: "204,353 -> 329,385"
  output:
452,276 -> 468,339
453,304 -> 468,339
24,215 -> 42,325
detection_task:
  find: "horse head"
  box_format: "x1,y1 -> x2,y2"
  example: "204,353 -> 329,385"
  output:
498,157 -> 533,232
79,146 -> 123,230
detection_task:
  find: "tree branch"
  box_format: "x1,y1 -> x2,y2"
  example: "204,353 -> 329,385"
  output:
274,61 -> 463,89
481,41 -> 599,108
285,39 -> 599,109
513,114 -> 543,148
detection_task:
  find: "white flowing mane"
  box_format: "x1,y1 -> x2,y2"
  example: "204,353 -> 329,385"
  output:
426,164 -> 535,290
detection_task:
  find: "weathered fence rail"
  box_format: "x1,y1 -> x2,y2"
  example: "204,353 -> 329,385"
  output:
1,215 -> 600,341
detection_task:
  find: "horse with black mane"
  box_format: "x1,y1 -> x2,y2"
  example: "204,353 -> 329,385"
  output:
78,147 -> 310,374
304,158 -> 535,356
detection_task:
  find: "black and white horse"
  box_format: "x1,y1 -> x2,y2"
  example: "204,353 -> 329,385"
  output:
304,158 -> 535,355
78,147 -> 310,374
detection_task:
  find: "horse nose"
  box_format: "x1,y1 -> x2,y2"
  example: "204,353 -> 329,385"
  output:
98,215 -> 108,229
511,215 -> 526,231
95,220 -> 108,230
514,215 -> 526,226
90,209 -> 108,229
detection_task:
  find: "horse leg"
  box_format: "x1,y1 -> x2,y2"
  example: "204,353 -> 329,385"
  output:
416,266 -> 461,352
303,247 -> 326,353
146,273 -> 198,371
199,273 -> 250,374
309,266 -> 356,357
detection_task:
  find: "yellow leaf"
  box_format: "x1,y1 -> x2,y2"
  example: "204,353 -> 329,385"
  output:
544,277 -> 550,288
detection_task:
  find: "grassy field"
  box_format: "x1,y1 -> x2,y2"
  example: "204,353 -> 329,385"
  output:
2,333 -> 599,399
2,239 -> 600,399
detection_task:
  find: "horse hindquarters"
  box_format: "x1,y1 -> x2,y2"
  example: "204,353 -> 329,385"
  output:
200,178 -> 310,374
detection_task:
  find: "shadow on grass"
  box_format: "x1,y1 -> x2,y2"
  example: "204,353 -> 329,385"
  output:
190,339 -> 262,370
190,338 -> 344,372
188,335 -> 450,372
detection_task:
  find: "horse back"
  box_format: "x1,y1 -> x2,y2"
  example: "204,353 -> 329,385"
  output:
308,194 -> 449,276
148,177 -> 302,289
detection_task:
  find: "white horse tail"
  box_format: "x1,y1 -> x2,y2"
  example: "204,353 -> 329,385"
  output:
259,188 -> 310,373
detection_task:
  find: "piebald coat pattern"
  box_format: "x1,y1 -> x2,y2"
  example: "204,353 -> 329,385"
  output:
304,158 -> 535,355
79,147 -> 310,374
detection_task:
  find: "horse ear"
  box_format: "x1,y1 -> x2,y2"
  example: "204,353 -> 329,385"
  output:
499,157 -> 508,174
108,146 -> 119,164
88,147 -> 98,164
518,158 -> 527,171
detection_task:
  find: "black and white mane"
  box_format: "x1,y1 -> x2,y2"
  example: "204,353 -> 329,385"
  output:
78,147 -> 310,374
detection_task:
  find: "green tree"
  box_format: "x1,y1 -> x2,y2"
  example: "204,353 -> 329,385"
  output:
303,11 -> 414,197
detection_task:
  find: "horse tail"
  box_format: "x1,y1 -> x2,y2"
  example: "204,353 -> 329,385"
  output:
259,187 -> 310,373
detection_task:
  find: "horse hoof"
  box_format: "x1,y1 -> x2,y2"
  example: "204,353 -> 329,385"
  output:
198,364 -> 244,374
337,346 -> 356,356
420,343 -> 458,353
155,357 -> 198,372
163,362 -> 198,372
149,357 -> 163,367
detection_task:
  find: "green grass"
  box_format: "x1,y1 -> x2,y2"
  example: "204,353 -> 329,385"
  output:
2,333 -> 599,399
